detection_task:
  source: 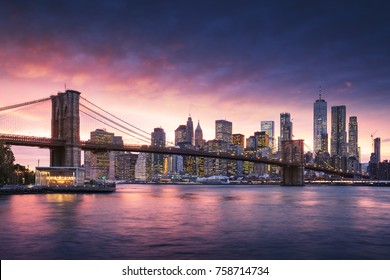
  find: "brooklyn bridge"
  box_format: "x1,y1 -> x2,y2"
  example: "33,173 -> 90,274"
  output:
0,90 -> 367,186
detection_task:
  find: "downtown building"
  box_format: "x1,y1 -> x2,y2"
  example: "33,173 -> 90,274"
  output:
115,153 -> 139,181
313,94 -> 328,155
172,117 -> 205,176
135,153 -> 151,181
279,113 -> 293,152
203,119 -> 241,177
261,121 -> 275,150
232,133 -> 245,176
330,105 -> 347,171
368,137 -> 381,178
186,115 -> 194,146
347,116 -> 360,172
215,120 -> 233,143
195,120 -> 205,148
151,127 -> 166,178
84,129 -> 124,180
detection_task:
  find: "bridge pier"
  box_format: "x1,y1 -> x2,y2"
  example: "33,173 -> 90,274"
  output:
281,140 -> 305,186
50,90 -> 81,167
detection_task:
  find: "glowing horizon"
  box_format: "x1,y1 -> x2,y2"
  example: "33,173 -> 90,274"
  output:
1,1 -> 389,168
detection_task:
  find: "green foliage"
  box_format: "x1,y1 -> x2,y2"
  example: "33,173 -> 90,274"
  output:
0,142 -> 35,185
13,164 -> 35,185
0,141 -> 15,184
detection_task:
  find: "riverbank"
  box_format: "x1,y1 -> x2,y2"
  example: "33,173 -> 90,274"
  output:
0,184 -> 116,194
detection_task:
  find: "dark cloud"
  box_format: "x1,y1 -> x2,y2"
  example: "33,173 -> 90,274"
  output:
1,0 -> 390,102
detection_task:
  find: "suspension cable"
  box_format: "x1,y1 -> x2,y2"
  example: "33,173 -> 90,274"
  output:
80,96 -> 151,137
80,109 -> 150,144
80,103 -> 151,142
0,97 -> 51,112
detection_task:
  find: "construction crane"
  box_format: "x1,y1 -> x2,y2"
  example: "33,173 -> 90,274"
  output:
371,130 -> 378,153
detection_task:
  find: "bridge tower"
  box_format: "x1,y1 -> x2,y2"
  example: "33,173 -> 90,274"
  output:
281,139 -> 305,186
50,90 -> 81,167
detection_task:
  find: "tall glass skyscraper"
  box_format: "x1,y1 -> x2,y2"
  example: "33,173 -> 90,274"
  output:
261,121 -> 275,149
186,115 -> 194,146
348,116 -> 358,159
331,106 -> 347,157
215,120 -> 232,143
313,94 -> 328,155
151,127 -> 166,175
374,137 -> 381,163
279,113 -> 292,150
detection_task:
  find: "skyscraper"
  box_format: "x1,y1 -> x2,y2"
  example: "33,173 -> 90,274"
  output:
374,137 -> 381,163
115,153 -> 138,181
279,113 -> 293,150
215,120 -> 232,143
195,120 -> 203,147
261,121 -> 275,149
152,127 -> 166,148
186,115 -> 194,146
313,93 -> 328,154
151,127 -> 166,175
348,116 -> 358,159
368,137 -> 381,178
331,106 -> 347,157
84,129 -> 121,180
254,131 -> 269,151
174,125 -> 186,145
232,133 -> 245,148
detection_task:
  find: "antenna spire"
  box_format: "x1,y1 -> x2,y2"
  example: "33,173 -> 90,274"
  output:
319,83 -> 322,100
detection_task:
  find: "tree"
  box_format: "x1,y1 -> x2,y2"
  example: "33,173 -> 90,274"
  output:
13,164 -> 35,185
0,142 -> 15,185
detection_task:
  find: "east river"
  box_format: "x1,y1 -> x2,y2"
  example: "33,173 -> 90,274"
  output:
1,184 -> 390,260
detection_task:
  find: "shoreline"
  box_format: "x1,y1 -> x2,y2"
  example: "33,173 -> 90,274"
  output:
0,185 -> 116,195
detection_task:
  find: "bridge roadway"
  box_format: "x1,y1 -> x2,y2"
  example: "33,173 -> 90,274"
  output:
0,133 -> 367,178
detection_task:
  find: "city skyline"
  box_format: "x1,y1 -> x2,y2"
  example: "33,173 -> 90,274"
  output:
1,1 -> 390,167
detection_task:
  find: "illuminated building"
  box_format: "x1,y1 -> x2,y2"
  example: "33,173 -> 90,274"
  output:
135,153 -> 151,181
348,116 -> 358,159
232,134 -> 245,176
84,129 -> 122,180
227,144 -> 243,176
246,136 -> 255,150
254,131 -> 269,151
374,137 -> 381,163
233,133 -> 245,148
177,141 -> 196,175
215,120 -> 232,143
243,150 -> 255,175
196,156 -> 205,177
368,137 -> 381,178
279,113 -> 293,150
204,140 -> 228,176
195,120 -> 204,147
175,125 -> 187,145
151,127 -> 166,175
35,167 -> 85,186
115,153 -> 138,181
313,93 -> 328,155
186,115 -> 194,146
261,121 -> 275,149
331,106 -> 347,157
346,116 -> 360,172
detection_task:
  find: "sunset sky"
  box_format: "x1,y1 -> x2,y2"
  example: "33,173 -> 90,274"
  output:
1,0 -> 389,167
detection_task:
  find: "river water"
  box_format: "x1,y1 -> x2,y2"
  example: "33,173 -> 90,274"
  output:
1,184 -> 390,260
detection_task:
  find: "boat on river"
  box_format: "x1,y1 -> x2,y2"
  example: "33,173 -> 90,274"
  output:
197,176 -> 230,185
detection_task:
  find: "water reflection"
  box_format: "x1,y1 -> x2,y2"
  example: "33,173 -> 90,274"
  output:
1,185 -> 390,259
